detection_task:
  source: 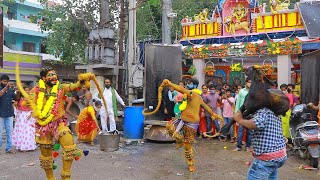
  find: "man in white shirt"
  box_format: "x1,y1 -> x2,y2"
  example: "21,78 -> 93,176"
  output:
95,79 -> 126,132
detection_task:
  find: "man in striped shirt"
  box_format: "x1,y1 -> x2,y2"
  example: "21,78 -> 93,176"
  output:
234,107 -> 287,179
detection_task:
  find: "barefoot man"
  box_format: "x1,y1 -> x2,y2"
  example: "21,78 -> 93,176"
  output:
143,79 -> 223,172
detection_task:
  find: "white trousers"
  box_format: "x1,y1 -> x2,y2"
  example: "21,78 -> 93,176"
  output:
100,111 -> 116,132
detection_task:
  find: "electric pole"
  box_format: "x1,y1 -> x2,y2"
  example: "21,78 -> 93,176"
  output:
162,0 -> 173,44
100,0 -> 111,27
118,0 -> 125,96
127,0 -> 136,105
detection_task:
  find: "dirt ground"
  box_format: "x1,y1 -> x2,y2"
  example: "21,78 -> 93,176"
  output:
0,137 -> 319,180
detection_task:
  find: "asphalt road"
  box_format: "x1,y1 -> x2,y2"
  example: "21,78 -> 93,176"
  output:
0,137 -> 319,180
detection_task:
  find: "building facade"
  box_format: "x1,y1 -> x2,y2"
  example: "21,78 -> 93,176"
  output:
0,0 -> 58,84
179,0 -> 320,94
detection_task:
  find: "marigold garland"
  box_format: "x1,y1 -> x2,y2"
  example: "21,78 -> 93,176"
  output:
203,65 -> 216,76
36,79 -> 60,126
253,64 -> 275,75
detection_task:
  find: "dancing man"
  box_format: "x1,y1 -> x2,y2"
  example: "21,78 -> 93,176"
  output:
143,78 -> 222,172
16,67 -> 96,180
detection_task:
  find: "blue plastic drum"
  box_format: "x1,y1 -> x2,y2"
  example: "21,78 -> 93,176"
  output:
124,106 -> 144,139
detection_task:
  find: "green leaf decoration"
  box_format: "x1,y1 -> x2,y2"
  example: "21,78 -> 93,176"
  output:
53,164 -> 57,170
76,151 -> 82,157
188,65 -> 197,75
53,143 -> 60,151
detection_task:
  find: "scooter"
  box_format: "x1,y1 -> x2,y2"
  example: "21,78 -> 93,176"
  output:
289,104 -> 320,168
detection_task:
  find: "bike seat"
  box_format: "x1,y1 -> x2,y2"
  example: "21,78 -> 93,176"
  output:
296,121 -> 319,131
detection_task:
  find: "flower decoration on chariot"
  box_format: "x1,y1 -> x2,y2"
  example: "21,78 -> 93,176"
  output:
270,0 -> 290,14
194,8 -> 209,22
230,63 -> 243,72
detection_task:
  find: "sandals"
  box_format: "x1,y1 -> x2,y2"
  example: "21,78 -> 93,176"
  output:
6,149 -> 16,154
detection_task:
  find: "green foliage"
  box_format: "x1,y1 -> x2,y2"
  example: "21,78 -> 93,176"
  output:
44,17 -> 88,65
38,0 -> 100,65
172,0 -> 219,41
136,1 -> 161,41
136,0 -> 219,41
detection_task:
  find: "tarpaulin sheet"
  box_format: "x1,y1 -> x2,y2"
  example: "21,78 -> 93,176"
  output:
144,44 -> 182,120
300,52 -> 320,104
298,2 -> 320,39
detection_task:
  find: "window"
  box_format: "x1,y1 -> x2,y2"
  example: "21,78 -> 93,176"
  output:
23,42 -> 36,52
40,42 -> 47,53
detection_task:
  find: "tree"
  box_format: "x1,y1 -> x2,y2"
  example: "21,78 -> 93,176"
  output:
38,0 -> 120,65
38,1 -> 95,64
172,0 -> 219,41
136,0 -> 219,42
136,0 -> 162,41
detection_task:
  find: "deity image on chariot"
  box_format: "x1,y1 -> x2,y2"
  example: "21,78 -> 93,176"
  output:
224,4 -> 250,35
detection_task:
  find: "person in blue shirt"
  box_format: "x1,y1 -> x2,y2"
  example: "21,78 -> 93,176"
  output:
0,75 -> 20,153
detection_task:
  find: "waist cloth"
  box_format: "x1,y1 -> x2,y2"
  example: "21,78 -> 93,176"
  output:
35,116 -> 68,142
172,118 -> 199,133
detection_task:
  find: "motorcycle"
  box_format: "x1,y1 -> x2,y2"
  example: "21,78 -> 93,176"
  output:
289,104 -> 320,168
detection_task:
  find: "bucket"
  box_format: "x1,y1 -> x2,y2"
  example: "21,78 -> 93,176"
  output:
70,121 -> 77,135
99,133 -> 120,152
124,106 -> 144,139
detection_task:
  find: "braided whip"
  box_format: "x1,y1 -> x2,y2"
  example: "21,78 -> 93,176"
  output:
142,80 -> 167,116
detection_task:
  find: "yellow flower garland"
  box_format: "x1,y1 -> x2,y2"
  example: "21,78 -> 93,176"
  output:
179,89 -> 202,111
36,79 -> 60,126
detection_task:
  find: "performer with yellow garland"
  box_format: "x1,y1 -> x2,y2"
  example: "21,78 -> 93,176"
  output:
143,78 -> 223,172
15,66 -> 104,180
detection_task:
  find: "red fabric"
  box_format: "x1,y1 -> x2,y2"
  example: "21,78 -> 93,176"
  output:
17,98 -> 31,111
78,118 -> 97,136
253,148 -> 287,160
212,121 -> 216,134
199,111 -> 207,133
199,108 -> 206,133
243,128 -> 247,142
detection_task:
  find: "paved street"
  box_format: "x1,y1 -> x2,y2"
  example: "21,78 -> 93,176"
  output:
0,137 -> 319,180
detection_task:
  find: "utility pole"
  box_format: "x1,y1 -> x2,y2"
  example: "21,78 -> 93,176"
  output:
100,0 -> 111,27
127,0 -> 136,105
118,0 -> 125,96
162,0 -> 173,44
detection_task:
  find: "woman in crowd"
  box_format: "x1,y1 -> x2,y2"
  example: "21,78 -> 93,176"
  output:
76,100 -> 102,145
12,86 -> 37,152
199,84 -> 209,138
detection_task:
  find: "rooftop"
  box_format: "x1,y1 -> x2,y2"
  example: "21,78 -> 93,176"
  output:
4,17 -> 48,37
15,0 -> 43,9
4,45 -> 59,61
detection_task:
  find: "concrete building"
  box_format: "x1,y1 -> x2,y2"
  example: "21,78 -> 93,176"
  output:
0,0 -> 57,84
